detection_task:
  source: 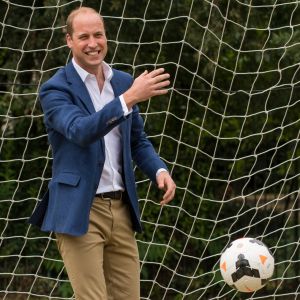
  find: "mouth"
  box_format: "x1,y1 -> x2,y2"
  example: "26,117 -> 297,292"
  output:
85,50 -> 101,56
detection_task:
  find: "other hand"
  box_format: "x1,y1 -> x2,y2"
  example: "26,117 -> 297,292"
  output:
156,171 -> 176,205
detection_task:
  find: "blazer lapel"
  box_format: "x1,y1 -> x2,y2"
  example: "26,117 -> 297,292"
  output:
110,70 -> 130,137
65,61 -> 95,114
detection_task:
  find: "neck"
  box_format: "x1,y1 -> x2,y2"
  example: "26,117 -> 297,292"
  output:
86,64 -> 105,90
88,64 -> 104,79
96,65 -> 105,91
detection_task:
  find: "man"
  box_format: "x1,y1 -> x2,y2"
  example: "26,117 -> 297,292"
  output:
29,6 -> 176,300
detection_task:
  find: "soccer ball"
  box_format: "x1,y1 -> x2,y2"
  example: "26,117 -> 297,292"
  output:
220,237 -> 274,293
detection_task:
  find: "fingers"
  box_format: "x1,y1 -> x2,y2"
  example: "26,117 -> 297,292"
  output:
152,88 -> 169,97
136,68 -> 170,91
155,79 -> 170,89
143,68 -> 170,83
145,69 -> 170,96
160,187 -> 176,205
149,69 -> 170,93
157,172 -> 176,205
151,71 -> 170,82
153,74 -> 170,86
147,68 -> 166,78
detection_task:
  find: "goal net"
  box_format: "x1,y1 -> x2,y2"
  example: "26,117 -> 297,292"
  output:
0,0 -> 299,299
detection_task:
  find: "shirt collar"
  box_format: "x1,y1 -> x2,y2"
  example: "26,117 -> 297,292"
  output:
72,58 -> 113,82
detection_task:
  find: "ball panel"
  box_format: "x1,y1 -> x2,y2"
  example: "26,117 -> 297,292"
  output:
234,277 -> 264,293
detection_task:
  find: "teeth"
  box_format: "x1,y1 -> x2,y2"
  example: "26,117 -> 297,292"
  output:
87,51 -> 99,56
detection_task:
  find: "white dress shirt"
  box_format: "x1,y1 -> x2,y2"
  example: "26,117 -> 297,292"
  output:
72,58 -> 167,193
72,58 -> 128,193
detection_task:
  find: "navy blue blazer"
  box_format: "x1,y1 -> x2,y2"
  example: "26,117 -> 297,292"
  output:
29,61 -> 168,236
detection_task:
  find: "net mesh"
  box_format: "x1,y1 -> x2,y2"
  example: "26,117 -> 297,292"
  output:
0,0 -> 299,299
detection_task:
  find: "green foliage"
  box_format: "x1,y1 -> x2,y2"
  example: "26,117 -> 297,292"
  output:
0,0 -> 299,299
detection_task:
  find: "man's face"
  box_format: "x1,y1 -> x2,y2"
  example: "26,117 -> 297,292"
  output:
66,12 -> 108,74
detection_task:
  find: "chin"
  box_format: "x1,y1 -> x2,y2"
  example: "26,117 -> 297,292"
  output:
85,62 -> 102,73
88,56 -> 103,64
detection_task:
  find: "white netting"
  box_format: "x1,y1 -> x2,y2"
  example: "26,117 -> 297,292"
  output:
0,0 -> 299,299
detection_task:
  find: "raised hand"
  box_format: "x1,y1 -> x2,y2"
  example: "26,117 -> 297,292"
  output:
123,68 -> 170,108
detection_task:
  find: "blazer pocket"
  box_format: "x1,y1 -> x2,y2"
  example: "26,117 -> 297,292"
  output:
53,172 -> 81,186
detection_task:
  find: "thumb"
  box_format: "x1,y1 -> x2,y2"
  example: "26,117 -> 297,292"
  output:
137,70 -> 148,79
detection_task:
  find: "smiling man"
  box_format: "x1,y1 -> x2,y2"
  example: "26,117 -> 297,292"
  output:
29,6 -> 176,300
66,10 -> 107,82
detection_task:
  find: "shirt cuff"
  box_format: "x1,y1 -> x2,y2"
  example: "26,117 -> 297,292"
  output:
156,168 -> 168,177
119,94 -> 132,116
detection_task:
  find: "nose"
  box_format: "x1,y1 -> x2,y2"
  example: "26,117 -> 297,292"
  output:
87,37 -> 97,48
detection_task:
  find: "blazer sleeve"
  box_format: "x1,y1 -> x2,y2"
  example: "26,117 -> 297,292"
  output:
40,73 -> 127,147
130,104 -> 168,183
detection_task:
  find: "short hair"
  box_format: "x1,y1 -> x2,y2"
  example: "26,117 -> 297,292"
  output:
66,7 -> 104,36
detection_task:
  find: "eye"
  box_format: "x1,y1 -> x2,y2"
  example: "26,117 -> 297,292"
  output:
78,35 -> 88,40
95,32 -> 104,38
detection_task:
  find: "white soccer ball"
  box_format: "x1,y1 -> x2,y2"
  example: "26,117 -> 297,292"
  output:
220,237 -> 274,293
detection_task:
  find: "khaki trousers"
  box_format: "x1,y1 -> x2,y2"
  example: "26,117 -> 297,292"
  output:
56,197 -> 140,300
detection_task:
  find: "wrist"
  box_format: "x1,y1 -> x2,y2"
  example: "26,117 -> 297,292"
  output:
123,90 -> 137,109
156,168 -> 168,177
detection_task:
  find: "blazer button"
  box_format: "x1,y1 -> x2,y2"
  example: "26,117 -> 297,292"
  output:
107,117 -> 117,125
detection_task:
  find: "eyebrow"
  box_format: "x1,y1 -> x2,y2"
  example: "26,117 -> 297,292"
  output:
77,30 -> 104,37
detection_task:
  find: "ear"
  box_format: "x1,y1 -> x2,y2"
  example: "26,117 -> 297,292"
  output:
66,33 -> 72,49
